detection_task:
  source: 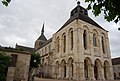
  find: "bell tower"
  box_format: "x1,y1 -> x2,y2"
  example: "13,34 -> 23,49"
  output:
70,1 -> 88,19
34,23 -> 47,50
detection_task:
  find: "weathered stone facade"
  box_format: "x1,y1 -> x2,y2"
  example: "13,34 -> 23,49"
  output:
35,2 -> 113,81
0,47 -> 31,81
51,20 -> 113,80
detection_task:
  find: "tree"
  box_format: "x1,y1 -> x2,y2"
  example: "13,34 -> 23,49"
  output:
118,27 -> 120,30
0,52 -> 11,81
2,0 -> 11,6
30,52 -> 41,68
85,0 -> 120,23
28,52 -> 40,81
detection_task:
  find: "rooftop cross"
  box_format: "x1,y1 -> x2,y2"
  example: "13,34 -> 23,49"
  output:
76,0 -> 80,5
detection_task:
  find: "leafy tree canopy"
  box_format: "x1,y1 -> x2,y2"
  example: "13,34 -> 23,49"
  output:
2,0 -> 11,6
30,52 -> 40,68
0,52 -> 11,81
85,0 -> 120,23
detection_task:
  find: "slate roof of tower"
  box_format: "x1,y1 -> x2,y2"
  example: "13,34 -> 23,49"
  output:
57,3 -> 106,32
36,37 -> 52,51
41,37 -> 52,47
38,34 -> 47,41
37,23 -> 47,41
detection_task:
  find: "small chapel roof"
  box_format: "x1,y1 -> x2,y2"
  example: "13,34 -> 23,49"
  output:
112,57 -> 120,65
0,46 -> 30,54
38,34 -> 47,41
15,44 -> 35,52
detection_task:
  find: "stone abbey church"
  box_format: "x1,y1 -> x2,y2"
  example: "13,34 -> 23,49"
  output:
34,1 -> 114,81
1,1 -> 114,81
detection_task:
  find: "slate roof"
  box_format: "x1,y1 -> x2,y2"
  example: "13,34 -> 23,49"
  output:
112,57 -> 120,65
15,44 -> 35,53
37,23 -> 47,41
38,34 -> 47,41
41,37 -> 52,47
57,4 -> 106,32
0,46 -> 30,54
37,37 -> 52,51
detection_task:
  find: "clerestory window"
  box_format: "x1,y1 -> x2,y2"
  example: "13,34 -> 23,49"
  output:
93,33 -> 97,47
83,30 -> 87,49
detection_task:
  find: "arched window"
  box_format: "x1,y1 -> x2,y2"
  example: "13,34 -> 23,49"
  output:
101,36 -> 105,54
94,61 -> 98,80
68,58 -> 74,78
56,61 -> 59,78
64,65 -> 66,77
83,30 -> 87,49
63,34 -> 66,52
104,61 -> 110,80
56,37 -> 60,52
61,60 -> 66,78
93,33 -> 97,47
71,30 -> 73,50
84,59 -> 88,79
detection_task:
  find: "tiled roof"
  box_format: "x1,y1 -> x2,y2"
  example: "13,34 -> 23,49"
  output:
112,57 -> 120,65
15,44 -> 35,53
0,46 -> 30,54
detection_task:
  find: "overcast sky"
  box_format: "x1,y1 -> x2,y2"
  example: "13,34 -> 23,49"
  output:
0,0 -> 119,58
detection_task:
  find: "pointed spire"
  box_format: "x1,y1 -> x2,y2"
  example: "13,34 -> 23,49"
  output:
41,23 -> 44,35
